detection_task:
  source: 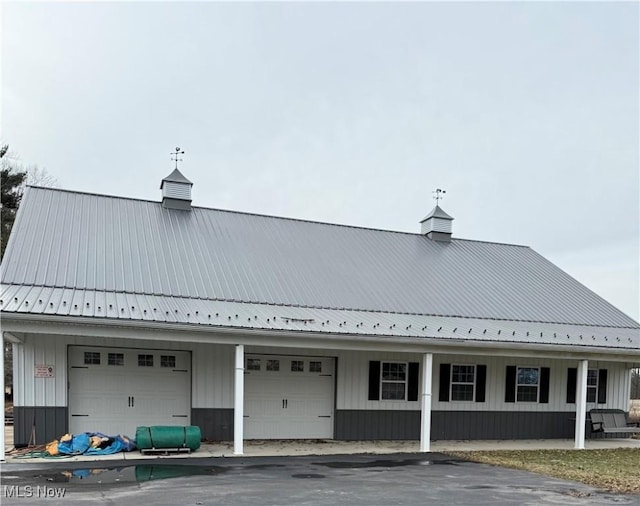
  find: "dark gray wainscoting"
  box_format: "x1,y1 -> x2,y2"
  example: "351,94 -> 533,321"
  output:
191,408 -> 234,441
335,410 -> 420,440
431,411 -> 576,440
335,410 -> 593,440
13,407 -> 68,447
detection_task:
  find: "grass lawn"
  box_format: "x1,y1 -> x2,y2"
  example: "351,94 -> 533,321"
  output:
445,448 -> 640,494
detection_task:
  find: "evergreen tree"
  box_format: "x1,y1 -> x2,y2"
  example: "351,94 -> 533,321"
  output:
1,145 -> 27,260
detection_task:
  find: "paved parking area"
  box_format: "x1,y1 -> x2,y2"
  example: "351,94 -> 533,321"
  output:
1,452 -> 637,505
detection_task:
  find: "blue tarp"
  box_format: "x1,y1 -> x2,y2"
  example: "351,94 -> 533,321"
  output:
53,433 -> 136,456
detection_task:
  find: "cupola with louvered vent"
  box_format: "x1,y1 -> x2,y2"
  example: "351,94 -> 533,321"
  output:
160,169 -> 193,211
420,205 -> 453,242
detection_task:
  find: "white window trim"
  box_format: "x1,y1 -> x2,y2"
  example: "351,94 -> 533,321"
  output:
380,361 -> 408,401
450,364 -> 476,402
516,366 -> 540,403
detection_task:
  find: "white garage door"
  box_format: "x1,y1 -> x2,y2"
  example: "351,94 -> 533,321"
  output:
68,346 -> 190,437
244,355 -> 335,439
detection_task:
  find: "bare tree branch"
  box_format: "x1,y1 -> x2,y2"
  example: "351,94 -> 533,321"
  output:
25,165 -> 59,188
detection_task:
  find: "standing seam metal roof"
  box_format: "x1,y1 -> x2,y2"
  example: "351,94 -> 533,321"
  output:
1,284 -> 637,351
1,186 -> 638,330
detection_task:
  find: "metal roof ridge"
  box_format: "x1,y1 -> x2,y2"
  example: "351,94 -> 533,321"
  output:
25,185 -> 161,204
22,187 -> 531,247
22,187 -> 419,236
2,283 -> 637,329
450,237 -> 530,248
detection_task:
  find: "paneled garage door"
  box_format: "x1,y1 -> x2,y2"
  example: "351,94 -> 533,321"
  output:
68,346 -> 191,437
244,354 -> 335,439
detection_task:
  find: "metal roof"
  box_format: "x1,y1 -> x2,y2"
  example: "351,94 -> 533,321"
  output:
1,285 -> 637,350
1,186 -> 638,347
160,168 -> 192,187
421,205 -> 454,222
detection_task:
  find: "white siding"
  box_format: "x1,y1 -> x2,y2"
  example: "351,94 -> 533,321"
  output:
335,350 -> 423,411
12,336 -> 633,415
191,344 -> 234,409
12,335 -> 67,406
330,351 -> 631,412
13,334 -> 231,408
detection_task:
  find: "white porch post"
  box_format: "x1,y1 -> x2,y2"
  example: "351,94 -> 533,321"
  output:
233,344 -> 244,455
420,352 -> 433,452
1,332 -> 5,462
574,359 -> 588,449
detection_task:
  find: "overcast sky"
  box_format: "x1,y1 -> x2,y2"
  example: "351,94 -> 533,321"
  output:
2,2 -> 638,320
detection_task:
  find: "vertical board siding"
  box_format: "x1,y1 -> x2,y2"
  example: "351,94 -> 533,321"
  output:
335,350 -> 424,411
334,352 -> 633,412
430,411 -> 577,440
16,334 -> 68,406
335,410 -> 420,440
12,335 -> 634,430
13,333 -> 238,409
13,407 -> 68,446
12,342 -> 25,406
335,410 -> 579,440
191,408 -> 233,440
191,344 -> 234,408
430,355 -> 632,413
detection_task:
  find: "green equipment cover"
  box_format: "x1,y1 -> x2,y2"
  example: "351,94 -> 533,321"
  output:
135,426 -> 201,450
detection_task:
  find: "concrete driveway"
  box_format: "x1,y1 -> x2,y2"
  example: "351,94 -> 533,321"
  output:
1,452 -> 636,505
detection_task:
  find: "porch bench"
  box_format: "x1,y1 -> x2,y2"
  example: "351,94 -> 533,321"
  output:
589,409 -> 640,434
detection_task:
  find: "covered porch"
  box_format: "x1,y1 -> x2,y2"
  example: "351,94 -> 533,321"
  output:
1,315 -> 637,461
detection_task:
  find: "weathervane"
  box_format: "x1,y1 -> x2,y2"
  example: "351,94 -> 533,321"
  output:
433,188 -> 446,204
170,147 -> 185,170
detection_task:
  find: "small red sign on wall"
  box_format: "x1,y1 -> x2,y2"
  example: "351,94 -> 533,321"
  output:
35,364 -> 55,378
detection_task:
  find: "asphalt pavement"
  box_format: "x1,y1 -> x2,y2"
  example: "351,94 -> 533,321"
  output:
1,452 -> 636,505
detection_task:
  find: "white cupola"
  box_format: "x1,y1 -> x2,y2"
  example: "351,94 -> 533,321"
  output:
420,205 -> 454,242
160,168 -> 193,211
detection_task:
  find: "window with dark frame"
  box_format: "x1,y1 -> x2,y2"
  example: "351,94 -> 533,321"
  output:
138,354 -> 154,367
381,362 -> 407,400
247,359 -> 261,371
291,360 -> 304,372
108,353 -> 124,366
160,355 -> 176,368
84,351 -> 101,365
566,367 -> 607,405
309,361 -> 322,373
587,369 -> 598,403
516,367 -> 539,402
266,359 -> 280,372
451,364 -> 475,401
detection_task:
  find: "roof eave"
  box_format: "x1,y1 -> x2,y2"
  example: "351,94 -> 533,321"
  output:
2,312 -> 638,362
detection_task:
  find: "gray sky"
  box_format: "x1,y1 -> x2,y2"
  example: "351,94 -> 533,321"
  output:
3,2 -> 638,320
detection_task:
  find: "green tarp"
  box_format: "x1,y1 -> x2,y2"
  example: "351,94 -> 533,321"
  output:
135,426 -> 201,451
